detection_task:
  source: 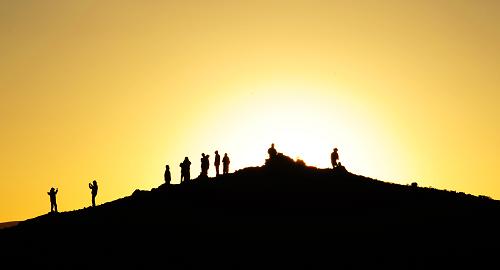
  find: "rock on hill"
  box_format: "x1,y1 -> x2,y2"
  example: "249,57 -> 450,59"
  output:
1,154 -> 499,269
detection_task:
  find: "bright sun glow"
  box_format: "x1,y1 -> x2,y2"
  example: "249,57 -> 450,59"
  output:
3,1 -> 498,223
187,81 -> 410,183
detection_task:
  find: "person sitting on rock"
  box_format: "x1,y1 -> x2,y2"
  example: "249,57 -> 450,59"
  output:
268,143 -> 277,159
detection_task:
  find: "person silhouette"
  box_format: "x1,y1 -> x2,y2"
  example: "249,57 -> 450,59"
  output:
164,165 -> 171,186
47,187 -> 58,213
200,153 -> 206,176
214,151 -> 221,177
222,153 -> 230,175
88,180 -> 98,207
200,153 -> 210,177
268,143 -> 277,159
205,154 -> 210,175
331,148 -> 339,168
180,157 -> 191,183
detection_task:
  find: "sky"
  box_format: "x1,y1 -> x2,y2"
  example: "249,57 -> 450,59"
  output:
0,0 -> 499,222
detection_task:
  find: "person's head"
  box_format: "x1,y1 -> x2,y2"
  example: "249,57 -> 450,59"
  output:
334,148 -> 338,152
224,153 -> 227,156
185,157 -> 189,161
271,143 -> 275,148
93,180 -> 97,185
50,187 -> 55,192
215,150 -> 218,154
202,153 -> 205,157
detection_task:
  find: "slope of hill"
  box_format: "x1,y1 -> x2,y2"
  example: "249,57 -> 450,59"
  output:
0,221 -> 19,230
1,154 -> 499,269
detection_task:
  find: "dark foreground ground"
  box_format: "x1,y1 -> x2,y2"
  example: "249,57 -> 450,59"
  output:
1,155 -> 499,269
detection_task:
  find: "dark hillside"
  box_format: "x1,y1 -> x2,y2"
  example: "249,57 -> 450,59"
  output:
0,221 -> 19,230
1,154 -> 499,269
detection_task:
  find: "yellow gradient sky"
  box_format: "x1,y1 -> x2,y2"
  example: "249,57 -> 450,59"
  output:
1,0 -> 499,222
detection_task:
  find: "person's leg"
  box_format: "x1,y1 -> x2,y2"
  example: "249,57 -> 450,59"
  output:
92,195 -> 95,207
54,202 -> 58,213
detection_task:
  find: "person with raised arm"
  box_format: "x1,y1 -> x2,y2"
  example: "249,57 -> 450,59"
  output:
47,187 -> 59,213
89,180 -> 98,207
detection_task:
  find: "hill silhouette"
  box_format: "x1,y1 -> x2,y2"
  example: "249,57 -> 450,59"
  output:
0,221 -> 19,230
1,153 -> 499,269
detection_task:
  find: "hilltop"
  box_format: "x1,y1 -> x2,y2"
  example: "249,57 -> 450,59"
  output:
1,153 -> 499,269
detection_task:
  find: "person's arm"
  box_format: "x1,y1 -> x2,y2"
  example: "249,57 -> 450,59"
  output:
55,188 -> 58,194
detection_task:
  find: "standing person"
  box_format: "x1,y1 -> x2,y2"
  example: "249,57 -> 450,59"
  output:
47,187 -> 58,213
200,153 -> 206,176
222,153 -> 230,175
201,153 -> 210,177
214,151 -> 221,177
89,180 -> 98,207
164,165 -> 171,186
180,157 -> 191,183
205,154 -> 210,176
331,148 -> 339,168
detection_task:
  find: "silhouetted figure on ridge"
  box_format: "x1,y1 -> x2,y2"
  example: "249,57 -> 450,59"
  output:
164,165 -> 171,186
200,153 -> 210,177
268,143 -> 277,159
180,157 -> 191,183
222,153 -> 230,175
331,148 -> 339,168
200,153 -> 206,176
47,187 -> 58,213
336,162 -> 348,174
214,151 -> 221,177
88,180 -> 98,207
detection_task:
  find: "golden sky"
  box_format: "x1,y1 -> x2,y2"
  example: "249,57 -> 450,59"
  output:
1,0 -> 499,222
